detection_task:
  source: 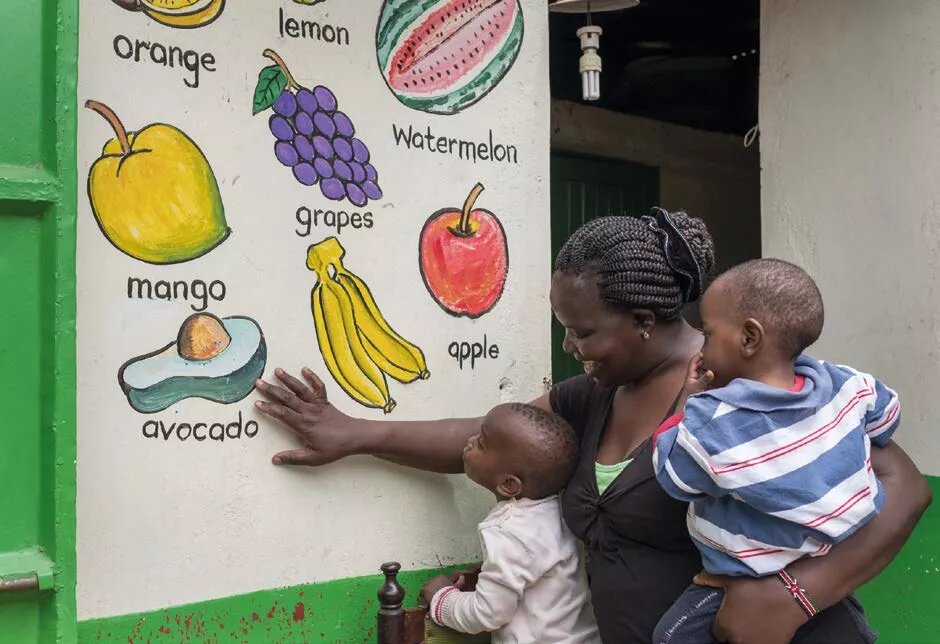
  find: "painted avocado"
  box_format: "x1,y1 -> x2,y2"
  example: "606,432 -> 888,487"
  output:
119,313 -> 266,413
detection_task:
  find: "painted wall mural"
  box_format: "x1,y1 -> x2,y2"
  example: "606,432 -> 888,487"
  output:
118,313 -> 266,413
419,183 -> 508,318
254,49 -> 384,206
308,237 -> 428,413
376,0 -> 525,115
77,0 -> 549,626
110,0 -> 226,29
85,100 -> 230,264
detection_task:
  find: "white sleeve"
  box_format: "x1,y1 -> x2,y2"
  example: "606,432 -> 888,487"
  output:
429,526 -> 539,634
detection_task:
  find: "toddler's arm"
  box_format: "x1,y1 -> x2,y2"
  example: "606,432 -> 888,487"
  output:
428,528 -> 536,634
864,376 -> 900,446
675,352 -> 714,413
653,353 -> 722,502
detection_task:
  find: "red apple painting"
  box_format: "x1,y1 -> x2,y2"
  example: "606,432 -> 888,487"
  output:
419,183 -> 508,318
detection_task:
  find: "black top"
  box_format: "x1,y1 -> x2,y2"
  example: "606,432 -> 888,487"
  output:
551,375 -> 871,644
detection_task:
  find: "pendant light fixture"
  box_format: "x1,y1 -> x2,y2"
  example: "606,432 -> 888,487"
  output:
577,22 -> 602,101
549,0 -> 640,102
548,0 -> 639,13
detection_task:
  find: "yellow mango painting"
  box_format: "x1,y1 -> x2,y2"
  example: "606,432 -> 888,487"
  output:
85,100 -> 229,265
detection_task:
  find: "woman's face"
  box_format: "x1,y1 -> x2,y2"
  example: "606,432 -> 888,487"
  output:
550,271 -> 645,386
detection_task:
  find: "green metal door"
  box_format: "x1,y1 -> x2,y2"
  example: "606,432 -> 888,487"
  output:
0,1 -> 78,642
550,153 -> 659,384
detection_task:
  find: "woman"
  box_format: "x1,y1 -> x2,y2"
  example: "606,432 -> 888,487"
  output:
255,210 -> 931,643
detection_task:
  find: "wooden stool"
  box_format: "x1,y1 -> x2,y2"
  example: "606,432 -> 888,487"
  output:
376,562 -> 490,644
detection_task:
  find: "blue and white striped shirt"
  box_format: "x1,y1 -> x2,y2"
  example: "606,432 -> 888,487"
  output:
652,355 -> 900,576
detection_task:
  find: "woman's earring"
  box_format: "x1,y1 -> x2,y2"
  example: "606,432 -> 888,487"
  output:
641,330 -> 650,341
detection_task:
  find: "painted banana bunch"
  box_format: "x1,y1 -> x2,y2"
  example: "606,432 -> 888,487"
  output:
307,237 -> 429,413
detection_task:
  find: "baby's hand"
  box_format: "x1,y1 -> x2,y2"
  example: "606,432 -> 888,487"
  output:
678,353 -> 714,411
685,353 -> 713,392
421,574 -> 459,605
453,563 -> 482,591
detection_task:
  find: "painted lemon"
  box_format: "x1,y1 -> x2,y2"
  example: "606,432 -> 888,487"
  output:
139,0 -> 225,28
86,100 -> 229,265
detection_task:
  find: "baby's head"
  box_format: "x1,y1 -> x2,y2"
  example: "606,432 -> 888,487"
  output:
462,403 -> 578,501
700,258 -> 824,387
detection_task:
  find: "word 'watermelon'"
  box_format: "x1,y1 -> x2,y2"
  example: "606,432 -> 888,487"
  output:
376,0 -> 524,115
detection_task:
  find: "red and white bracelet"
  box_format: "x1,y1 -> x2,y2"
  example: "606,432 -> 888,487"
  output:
777,568 -> 819,619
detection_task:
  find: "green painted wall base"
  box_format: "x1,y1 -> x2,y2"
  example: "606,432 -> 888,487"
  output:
858,474 -> 940,644
77,565 -> 464,643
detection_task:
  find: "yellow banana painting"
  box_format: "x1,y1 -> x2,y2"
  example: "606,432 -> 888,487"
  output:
307,237 -> 429,412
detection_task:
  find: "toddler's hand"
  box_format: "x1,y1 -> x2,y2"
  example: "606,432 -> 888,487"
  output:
453,563 -> 482,591
421,574 -> 459,605
685,353 -> 714,393
677,353 -> 714,412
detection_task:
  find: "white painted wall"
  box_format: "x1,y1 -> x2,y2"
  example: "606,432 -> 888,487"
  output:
76,1 -> 550,618
761,0 -> 940,476
551,100 -> 761,274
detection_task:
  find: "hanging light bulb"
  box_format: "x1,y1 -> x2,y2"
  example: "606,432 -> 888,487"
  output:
577,24 -> 602,101
549,0 -> 638,102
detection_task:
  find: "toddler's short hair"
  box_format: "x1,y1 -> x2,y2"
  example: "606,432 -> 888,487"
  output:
719,258 -> 824,358
505,403 -> 578,499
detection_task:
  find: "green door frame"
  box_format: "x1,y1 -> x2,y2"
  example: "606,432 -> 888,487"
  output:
0,1 -> 78,642
549,152 -> 659,384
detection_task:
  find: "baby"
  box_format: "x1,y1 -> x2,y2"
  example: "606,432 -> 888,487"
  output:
420,402 -> 600,644
652,259 -> 897,643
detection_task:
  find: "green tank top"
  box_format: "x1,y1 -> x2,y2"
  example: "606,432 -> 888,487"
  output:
595,458 -> 633,495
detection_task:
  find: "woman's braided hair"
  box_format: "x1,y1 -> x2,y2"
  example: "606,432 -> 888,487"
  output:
554,210 -> 716,320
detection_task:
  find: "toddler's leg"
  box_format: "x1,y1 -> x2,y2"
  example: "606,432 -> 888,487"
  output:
652,584 -> 724,644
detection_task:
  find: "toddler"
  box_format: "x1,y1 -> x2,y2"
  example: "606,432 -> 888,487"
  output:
652,259 -> 896,643
421,403 -> 600,644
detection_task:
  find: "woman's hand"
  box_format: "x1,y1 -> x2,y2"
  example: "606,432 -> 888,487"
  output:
254,367 -> 359,466
258,369 -> 488,473
695,572 -> 806,644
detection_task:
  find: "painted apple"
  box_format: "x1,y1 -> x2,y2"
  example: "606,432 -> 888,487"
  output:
419,183 -> 508,318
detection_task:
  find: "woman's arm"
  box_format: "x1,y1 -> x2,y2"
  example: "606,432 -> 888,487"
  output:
708,441 -> 932,643
254,367 -> 552,473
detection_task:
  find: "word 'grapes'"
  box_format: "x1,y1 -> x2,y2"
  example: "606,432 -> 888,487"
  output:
267,85 -> 382,207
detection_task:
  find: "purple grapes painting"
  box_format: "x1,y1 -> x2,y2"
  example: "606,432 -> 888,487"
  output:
252,49 -> 383,207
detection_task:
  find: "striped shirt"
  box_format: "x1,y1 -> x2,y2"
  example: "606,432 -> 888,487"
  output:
652,355 -> 900,576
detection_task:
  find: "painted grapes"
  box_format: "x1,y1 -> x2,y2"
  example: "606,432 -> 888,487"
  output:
253,49 -> 383,207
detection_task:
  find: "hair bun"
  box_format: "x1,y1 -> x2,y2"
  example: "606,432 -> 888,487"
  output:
668,211 -> 716,284
641,209 -> 715,304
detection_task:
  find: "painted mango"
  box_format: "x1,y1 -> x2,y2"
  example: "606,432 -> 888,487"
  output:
376,0 -> 524,115
86,100 -> 229,264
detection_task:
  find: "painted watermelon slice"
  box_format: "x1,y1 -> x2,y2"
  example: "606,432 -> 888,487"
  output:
376,0 -> 524,115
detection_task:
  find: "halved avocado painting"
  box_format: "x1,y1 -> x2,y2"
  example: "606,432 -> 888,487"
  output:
119,313 -> 266,413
